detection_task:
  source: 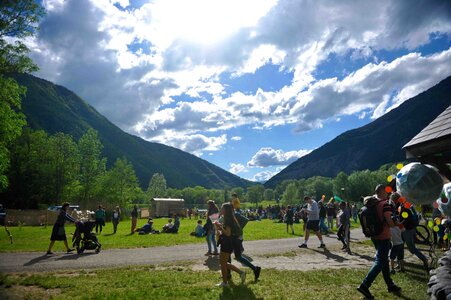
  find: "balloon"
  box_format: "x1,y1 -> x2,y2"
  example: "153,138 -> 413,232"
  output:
399,197 -> 406,204
396,163 -> 443,205
396,163 -> 404,170
435,218 -> 441,225
334,195 -> 343,202
387,175 -> 393,182
428,221 -> 434,228
404,202 -> 412,209
401,212 -> 408,218
433,226 -> 439,232
444,235 -> 448,240
385,186 -> 393,193
322,195 -> 325,199
437,183 -> 451,217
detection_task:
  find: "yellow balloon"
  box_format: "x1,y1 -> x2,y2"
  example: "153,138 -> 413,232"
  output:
444,235 -> 448,240
387,175 -> 393,182
401,212 -> 408,218
396,163 -> 404,170
435,219 -> 441,225
428,221 -> 434,228
433,226 -> 439,232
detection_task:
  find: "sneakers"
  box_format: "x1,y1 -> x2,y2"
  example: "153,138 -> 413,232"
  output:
298,243 -> 308,248
205,251 -> 212,256
387,284 -> 401,293
212,251 -> 219,255
318,243 -> 326,248
240,271 -> 246,284
215,282 -> 229,287
357,283 -> 374,300
66,249 -> 74,253
253,266 -> 261,281
46,251 -> 54,255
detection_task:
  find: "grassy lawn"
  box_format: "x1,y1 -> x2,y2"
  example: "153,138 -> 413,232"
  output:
0,218 -> 361,253
0,262 -> 429,299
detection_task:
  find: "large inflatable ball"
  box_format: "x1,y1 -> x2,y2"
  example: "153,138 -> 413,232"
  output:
396,162 -> 443,204
437,182 -> 451,217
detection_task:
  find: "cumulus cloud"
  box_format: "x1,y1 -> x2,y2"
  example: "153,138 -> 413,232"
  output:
251,170 -> 276,182
229,163 -> 247,174
231,136 -> 242,141
247,147 -> 312,167
29,0 -> 451,156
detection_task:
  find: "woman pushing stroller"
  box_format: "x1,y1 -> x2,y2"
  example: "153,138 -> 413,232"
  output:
46,202 -> 77,255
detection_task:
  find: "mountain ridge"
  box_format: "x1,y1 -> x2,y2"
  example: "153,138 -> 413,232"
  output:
265,76 -> 451,188
15,73 -> 253,190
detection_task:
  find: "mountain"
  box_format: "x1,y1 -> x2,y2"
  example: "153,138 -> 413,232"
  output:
14,73 -> 253,189
265,76 -> 451,188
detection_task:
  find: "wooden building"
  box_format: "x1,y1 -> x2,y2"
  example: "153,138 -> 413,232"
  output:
150,198 -> 185,217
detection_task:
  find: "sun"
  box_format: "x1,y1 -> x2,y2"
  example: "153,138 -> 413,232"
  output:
147,0 -> 277,47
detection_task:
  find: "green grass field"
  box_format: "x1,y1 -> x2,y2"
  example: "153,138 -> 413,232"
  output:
0,218 -> 360,252
0,262 -> 429,299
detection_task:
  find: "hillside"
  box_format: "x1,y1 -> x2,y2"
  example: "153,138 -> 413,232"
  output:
14,73 -> 253,189
265,76 -> 451,188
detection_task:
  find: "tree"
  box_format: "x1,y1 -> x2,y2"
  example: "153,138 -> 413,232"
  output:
98,157 -> 140,207
246,185 -> 264,207
282,182 -> 299,205
263,188 -> 275,201
333,172 -> 349,200
0,0 -> 44,190
78,129 -> 106,205
146,173 -> 167,200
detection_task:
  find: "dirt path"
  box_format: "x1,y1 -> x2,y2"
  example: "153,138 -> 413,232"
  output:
1,229 -> 430,273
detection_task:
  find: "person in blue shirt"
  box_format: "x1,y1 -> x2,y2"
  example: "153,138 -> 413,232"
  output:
95,205 -> 106,234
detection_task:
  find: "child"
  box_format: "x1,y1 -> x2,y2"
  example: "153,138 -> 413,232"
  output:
162,218 -> 174,232
390,222 -> 405,273
191,220 -> 205,237
337,202 -> 350,252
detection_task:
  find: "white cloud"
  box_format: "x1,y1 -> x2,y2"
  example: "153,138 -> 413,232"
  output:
229,163 -> 248,174
250,170 -> 275,182
247,147 -> 312,167
30,0 -> 451,156
231,136 -> 242,141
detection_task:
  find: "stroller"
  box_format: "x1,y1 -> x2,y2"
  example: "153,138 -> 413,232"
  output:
72,220 -> 102,254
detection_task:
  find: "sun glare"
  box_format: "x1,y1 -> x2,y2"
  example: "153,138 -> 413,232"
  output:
148,0 -> 277,47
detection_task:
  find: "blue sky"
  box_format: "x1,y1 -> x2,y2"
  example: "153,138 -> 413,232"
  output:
29,0 -> 451,182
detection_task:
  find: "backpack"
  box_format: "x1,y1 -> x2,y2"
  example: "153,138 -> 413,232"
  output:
235,212 -> 249,230
358,196 -> 384,237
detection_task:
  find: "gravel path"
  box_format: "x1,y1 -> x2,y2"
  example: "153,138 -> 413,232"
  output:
0,229 -> 368,273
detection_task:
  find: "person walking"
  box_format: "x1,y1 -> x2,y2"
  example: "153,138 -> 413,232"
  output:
46,202 -> 77,255
131,205 -> 138,234
214,203 -> 246,287
298,196 -> 325,249
285,205 -> 295,234
205,200 -> 219,256
112,206 -> 121,234
357,184 -> 401,299
318,201 -> 329,234
95,205 -> 106,234
326,199 -> 336,230
337,201 -> 351,252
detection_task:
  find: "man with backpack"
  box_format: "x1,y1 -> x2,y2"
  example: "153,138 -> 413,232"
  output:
391,192 -> 428,269
357,184 -> 401,299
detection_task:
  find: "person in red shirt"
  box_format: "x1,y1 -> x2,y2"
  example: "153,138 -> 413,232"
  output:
357,184 -> 401,299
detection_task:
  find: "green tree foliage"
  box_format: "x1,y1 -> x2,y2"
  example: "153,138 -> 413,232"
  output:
146,173 -> 167,200
263,188 -> 275,201
246,185 -> 264,207
0,0 -> 44,190
78,129 -> 106,205
282,182 -> 299,205
230,187 -> 244,199
97,157 -> 140,206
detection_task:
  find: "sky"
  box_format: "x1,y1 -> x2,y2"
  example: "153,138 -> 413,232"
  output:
28,0 -> 451,182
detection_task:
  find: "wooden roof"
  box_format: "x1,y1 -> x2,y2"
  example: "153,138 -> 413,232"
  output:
403,105 -> 451,158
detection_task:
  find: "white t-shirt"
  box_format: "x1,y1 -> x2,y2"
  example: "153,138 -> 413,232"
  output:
390,226 -> 404,246
307,200 -> 320,221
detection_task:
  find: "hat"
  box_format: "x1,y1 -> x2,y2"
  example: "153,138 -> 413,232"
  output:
375,184 -> 385,194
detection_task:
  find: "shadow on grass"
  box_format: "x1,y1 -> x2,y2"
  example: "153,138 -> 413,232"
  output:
103,233 -> 116,236
220,284 -> 263,300
23,254 -> 52,266
204,256 -> 221,271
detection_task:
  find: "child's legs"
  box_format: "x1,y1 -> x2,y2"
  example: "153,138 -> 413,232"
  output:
219,252 -> 231,282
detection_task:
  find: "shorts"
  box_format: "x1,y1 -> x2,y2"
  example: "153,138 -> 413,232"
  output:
389,244 -> 404,260
306,220 -> 320,232
219,236 -> 234,254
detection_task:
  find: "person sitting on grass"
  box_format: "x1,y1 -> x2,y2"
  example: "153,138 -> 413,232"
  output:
136,218 -> 157,235
191,220 -> 205,237
162,215 -> 180,233
162,218 -> 174,232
